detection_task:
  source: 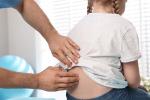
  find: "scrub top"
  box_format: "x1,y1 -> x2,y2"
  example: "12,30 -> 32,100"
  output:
0,0 -> 22,8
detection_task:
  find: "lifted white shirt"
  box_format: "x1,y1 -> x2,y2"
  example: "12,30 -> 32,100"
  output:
60,13 -> 141,89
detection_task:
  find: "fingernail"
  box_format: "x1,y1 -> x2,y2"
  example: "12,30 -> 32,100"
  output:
77,47 -> 80,50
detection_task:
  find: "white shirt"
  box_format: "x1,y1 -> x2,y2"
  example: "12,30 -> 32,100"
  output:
59,13 -> 141,88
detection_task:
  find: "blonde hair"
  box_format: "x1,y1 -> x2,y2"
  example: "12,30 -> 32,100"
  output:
87,0 -> 120,14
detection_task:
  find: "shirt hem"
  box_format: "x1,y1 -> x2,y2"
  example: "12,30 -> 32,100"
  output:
121,54 -> 141,63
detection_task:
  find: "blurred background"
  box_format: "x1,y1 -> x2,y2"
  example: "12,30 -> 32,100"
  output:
0,0 -> 150,99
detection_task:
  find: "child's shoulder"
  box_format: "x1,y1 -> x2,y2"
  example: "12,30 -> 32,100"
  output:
102,14 -> 136,33
85,13 -> 134,27
115,15 -> 135,28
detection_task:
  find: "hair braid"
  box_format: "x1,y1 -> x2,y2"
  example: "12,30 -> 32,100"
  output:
87,0 -> 120,14
112,0 -> 120,14
87,0 -> 93,14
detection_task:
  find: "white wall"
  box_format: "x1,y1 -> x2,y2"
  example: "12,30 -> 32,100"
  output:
0,8 -> 36,67
7,8 -> 37,67
0,9 -> 8,55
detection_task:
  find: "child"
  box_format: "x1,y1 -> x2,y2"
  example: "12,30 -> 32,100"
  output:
58,0 -> 150,100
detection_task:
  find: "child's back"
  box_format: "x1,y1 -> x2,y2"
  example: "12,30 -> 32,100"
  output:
66,12 -> 140,99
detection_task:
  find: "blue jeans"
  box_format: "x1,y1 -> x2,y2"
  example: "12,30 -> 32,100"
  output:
66,87 -> 150,100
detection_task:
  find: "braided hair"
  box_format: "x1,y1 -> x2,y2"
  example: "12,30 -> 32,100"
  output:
87,0 -> 93,14
87,0 -> 120,14
112,0 -> 120,14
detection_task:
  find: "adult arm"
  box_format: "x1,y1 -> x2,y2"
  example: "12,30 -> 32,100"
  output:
0,67 -> 38,88
15,0 -> 80,66
0,67 -> 79,91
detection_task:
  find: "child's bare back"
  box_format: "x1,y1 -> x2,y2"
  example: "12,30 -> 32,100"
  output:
67,67 -> 112,99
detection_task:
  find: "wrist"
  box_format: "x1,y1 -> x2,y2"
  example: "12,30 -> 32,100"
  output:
32,74 -> 39,89
12,72 -> 39,89
35,73 -> 40,90
47,29 -> 59,42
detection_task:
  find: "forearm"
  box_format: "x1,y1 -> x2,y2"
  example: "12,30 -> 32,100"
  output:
0,68 -> 38,89
16,0 -> 57,42
128,79 -> 141,88
122,61 -> 141,88
125,72 -> 141,88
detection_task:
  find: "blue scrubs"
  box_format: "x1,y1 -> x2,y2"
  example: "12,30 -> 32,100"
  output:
0,0 -> 22,8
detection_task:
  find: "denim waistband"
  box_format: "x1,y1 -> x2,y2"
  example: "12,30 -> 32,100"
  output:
66,87 -> 150,100
66,88 -> 121,100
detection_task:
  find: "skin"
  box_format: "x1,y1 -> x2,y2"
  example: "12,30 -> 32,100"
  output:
0,0 -> 80,91
0,67 -> 79,91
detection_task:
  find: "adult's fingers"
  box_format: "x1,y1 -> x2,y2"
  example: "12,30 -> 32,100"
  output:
65,42 -> 80,59
57,71 -> 79,77
56,72 -> 79,83
53,50 -> 72,66
63,47 -> 78,64
56,76 -> 79,84
67,38 -> 80,50
56,88 -> 66,91
56,83 -> 78,91
57,82 -> 78,89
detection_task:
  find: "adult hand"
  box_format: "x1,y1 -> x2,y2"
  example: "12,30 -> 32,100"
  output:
48,33 -> 80,67
37,67 -> 79,91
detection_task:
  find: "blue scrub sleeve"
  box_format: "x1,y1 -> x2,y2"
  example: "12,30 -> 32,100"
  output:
0,0 -> 22,8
